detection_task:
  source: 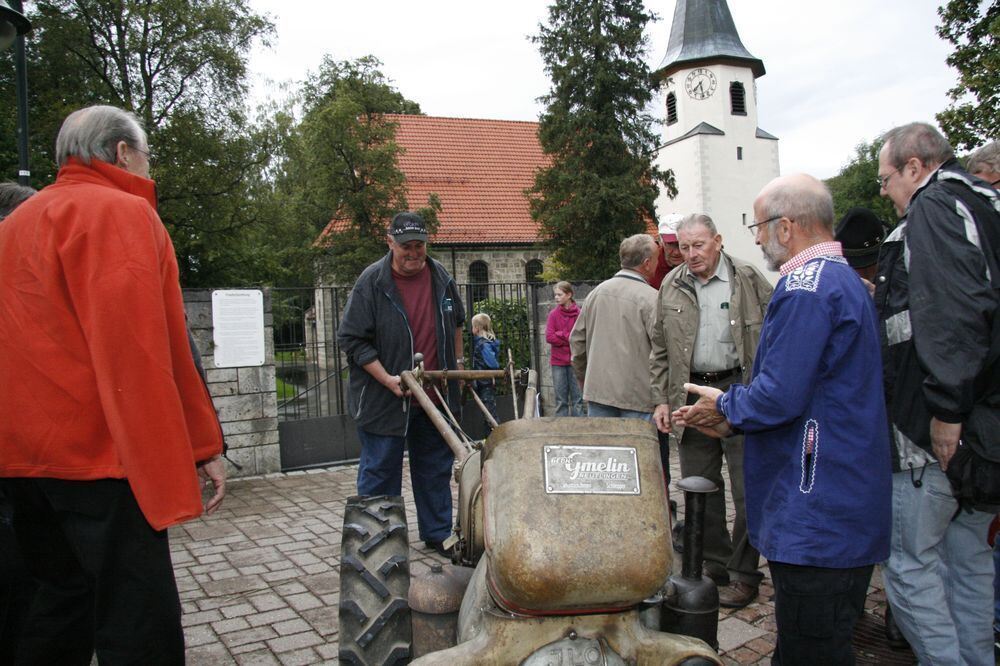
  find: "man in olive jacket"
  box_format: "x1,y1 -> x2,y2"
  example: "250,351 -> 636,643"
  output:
650,214 -> 773,608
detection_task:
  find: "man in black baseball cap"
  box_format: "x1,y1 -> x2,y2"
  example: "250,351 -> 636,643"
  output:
338,211 -> 465,558
835,207 -> 887,282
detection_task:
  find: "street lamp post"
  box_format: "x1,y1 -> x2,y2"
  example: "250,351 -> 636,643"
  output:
1,0 -> 32,186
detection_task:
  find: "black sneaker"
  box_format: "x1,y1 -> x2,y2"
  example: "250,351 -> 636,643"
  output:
424,540 -> 452,558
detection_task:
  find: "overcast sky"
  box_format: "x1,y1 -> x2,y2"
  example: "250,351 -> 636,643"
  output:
247,0 -> 957,180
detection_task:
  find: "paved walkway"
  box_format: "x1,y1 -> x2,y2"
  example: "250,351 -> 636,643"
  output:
171,447 -> 910,665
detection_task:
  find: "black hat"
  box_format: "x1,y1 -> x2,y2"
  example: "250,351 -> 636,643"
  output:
388,212 -> 428,243
835,207 -> 886,269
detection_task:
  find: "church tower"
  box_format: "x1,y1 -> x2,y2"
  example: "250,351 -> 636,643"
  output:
652,0 -> 779,278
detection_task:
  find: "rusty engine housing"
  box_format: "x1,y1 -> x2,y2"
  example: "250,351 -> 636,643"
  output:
481,417 -> 671,614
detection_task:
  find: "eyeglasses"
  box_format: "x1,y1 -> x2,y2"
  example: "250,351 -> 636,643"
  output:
875,167 -> 901,189
130,145 -> 155,165
746,215 -> 783,237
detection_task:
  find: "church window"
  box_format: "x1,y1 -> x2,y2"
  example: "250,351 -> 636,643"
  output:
525,259 -> 543,283
730,82 -> 747,116
469,260 -> 489,302
666,92 -> 678,125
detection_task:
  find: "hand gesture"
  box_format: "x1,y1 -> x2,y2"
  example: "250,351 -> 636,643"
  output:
197,456 -> 227,514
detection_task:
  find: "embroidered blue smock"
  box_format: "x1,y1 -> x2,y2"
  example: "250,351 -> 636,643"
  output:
717,256 -> 891,568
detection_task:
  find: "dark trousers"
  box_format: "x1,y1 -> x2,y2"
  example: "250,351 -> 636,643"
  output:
657,429 -> 671,492
2,478 -> 184,666
357,409 -> 455,543
679,374 -> 761,586
0,492 -> 35,665
770,561 -> 873,666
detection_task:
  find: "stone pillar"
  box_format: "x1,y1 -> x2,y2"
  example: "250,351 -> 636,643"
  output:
183,289 -> 280,477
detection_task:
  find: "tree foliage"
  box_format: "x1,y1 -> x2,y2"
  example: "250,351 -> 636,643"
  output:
936,0 -> 1000,151
0,0 -> 303,286
529,0 -> 675,280
276,56 -> 433,285
825,139 -> 897,226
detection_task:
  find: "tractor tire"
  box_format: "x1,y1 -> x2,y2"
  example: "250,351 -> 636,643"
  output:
338,495 -> 412,665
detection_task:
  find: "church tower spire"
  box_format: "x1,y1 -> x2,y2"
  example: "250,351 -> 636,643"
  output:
654,0 -> 764,81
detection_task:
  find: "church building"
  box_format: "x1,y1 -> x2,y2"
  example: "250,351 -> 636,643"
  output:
652,0 -> 780,278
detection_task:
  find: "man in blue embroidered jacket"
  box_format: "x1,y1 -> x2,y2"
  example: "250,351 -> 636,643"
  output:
675,173 -> 891,664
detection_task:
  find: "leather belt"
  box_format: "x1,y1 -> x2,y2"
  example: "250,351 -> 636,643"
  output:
689,367 -> 741,384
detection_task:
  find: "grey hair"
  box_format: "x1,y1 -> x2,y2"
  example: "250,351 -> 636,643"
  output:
676,213 -> 718,236
55,105 -> 147,167
619,233 -> 657,269
881,122 -> 954,171
760,178 -> 835,236
966,141 -> 1000,177
0,181 -> 36,220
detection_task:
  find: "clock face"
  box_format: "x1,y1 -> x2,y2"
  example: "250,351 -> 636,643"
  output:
685,68 -> 717,100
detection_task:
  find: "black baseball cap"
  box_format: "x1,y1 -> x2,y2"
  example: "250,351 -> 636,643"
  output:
388,212 -> 428,243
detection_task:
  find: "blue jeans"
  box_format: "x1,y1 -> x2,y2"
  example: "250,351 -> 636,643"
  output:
586,401 -> 653,422
994,539 -> 1000,633
356,409 -> 454,543
881,465 -> 993,666
551,364 -> 582,417
474,381 -> 497,428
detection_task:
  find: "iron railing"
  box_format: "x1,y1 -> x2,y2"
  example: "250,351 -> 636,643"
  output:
272,283 -> 538,422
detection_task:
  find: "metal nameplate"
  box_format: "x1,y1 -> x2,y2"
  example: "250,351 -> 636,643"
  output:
543,445 -> 640,495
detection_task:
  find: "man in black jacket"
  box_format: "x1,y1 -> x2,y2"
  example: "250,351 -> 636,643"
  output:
338,212 -> 465,557
875,122 -> 999,665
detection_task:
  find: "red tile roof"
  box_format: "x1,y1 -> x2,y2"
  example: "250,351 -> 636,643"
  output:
320,115 -> 549,246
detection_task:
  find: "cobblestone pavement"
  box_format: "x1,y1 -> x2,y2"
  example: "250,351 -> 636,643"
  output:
171,445 -> 906,665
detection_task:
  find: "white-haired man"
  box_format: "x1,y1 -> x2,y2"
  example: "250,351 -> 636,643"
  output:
0,105 -> 226,663
676,174 -> 892,663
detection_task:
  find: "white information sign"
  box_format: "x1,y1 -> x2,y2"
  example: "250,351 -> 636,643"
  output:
212,290 -> 265,368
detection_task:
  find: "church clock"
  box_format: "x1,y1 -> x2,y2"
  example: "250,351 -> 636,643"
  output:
684,68 -> 717,100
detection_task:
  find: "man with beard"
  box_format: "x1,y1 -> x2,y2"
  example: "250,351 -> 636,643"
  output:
675,174 -> 891,663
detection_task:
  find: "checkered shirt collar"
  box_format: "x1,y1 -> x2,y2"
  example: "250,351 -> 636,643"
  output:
779,241 -> 844,276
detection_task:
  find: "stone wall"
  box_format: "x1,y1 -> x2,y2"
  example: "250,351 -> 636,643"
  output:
184,289 -> 280,478
434,246 -> 550,284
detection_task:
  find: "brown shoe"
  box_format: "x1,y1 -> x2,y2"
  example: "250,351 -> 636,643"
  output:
718,581 -> 758,609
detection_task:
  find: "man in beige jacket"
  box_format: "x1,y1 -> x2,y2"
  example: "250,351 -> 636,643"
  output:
650,214 -> 773,608
570,234 -> 659,420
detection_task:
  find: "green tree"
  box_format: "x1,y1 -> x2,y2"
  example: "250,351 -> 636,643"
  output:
825,139 -> 898,225
0,0 -> 290,286
936,0 -> 999,151
278,56 -> 435,285
528,0 -> 675,280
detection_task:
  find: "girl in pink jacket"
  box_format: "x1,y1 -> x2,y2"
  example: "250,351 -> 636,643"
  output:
545,281 -> 583,416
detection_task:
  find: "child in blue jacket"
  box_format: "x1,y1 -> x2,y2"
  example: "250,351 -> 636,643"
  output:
471,313 -> 501,428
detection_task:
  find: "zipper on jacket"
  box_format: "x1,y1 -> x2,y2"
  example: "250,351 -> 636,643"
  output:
382,290 -> 414,436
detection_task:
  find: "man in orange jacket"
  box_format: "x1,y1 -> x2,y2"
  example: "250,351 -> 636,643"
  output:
0,105 -> 225,664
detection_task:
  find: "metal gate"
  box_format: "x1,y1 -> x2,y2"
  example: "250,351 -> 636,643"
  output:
273,283 -> 538,471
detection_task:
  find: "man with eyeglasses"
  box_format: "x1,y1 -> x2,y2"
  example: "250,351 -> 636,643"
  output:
649,213 -> 772,608
674,174 -> 891,663
0,105 -> 226,664
874,123 -> 999,666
